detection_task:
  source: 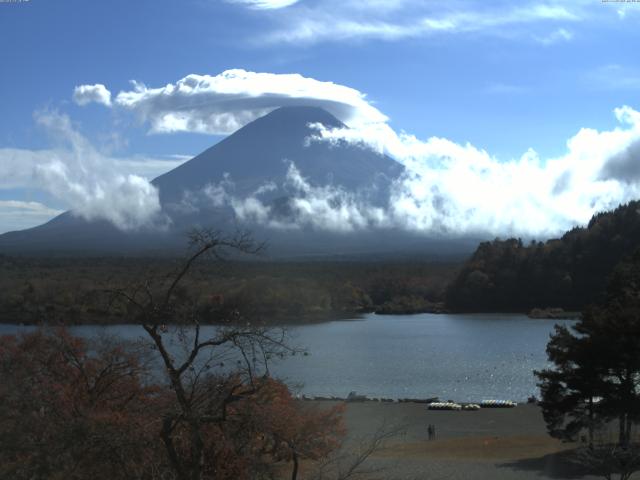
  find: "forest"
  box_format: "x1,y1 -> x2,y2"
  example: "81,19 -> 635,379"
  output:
445,201 -> 640,313
0,253 -> 457,325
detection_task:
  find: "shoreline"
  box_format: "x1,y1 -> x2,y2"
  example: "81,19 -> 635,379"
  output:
301,395 -> 529,405
316,402 -> 594,480
0,309 -> 577,327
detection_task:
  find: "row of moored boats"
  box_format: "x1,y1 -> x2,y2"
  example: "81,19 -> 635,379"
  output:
428,399 -> 517,410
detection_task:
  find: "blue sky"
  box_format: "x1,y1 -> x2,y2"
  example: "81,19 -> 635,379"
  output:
1,0 -> 640,235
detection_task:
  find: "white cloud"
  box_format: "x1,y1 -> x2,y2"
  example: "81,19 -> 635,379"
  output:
111,155 -> 190,179
227,0 -> 300,9
73,84 -> 112,106
534,27 -> 573,45
186,162 -> 390,232
0,200 -> 62,216
51,68 -> 640,239
614,4 -> 640,20
0,112 -> 166,231
0,149 -> 186,190
112,69 -> 386,135
0,201 -> 64,234
240,163 -> 388,231
256,1 -> 581,45
303,105 -> 640,237
179,102 -> 640,238
140,78 -> 640,238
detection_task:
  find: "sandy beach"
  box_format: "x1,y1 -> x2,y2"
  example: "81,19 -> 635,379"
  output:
313,402 -> 601,480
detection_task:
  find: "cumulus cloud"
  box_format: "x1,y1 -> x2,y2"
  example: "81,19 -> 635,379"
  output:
599,137 -> 640,184
227,0 -> 300,9
0,112 -> 167,231
111,69 -> 386,135
304,105 -> 640,237
178,162 -> 390,232
156,98 -> 640,239
236,163 -> 389,231
73,84 -> 112,106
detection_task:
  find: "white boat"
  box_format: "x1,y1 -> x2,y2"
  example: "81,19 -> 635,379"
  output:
480,399 -> 517,408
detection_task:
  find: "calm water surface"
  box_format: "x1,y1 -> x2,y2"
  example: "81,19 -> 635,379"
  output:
0,313 -> 568,402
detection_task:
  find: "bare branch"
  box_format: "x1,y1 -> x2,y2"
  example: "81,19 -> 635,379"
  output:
311,421 -> 406,480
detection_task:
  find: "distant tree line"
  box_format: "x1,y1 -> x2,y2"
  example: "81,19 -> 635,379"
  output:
0,254 -> 457,325
446,201 -> 640,312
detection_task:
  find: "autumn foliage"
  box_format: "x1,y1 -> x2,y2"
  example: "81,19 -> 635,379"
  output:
236,378 -> 346,479
0,329 -> 345,480
0,329 -> 160,479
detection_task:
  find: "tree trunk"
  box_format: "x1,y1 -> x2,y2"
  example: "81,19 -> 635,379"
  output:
291,450 -> 299,480
161,417 -> 188,480
588,396 -> 594,450
190,418 -> 205,480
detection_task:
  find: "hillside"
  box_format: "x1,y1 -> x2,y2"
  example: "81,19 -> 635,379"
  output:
445,201 -> 640,312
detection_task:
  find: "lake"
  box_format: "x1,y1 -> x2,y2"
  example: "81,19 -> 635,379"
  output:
0,313 -> 568,402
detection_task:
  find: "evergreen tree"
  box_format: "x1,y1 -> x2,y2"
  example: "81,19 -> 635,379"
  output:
536,250 -> 640,448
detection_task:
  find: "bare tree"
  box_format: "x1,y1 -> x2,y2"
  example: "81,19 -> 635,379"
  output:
109,229 -> 298,480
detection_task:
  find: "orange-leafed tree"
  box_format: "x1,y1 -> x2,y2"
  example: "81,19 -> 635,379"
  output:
0,327 -> 347,480
0,328 -> 163,480
235,378 -> 346,480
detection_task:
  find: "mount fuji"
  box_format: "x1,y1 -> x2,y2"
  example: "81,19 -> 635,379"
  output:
0,107 -> 475,258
